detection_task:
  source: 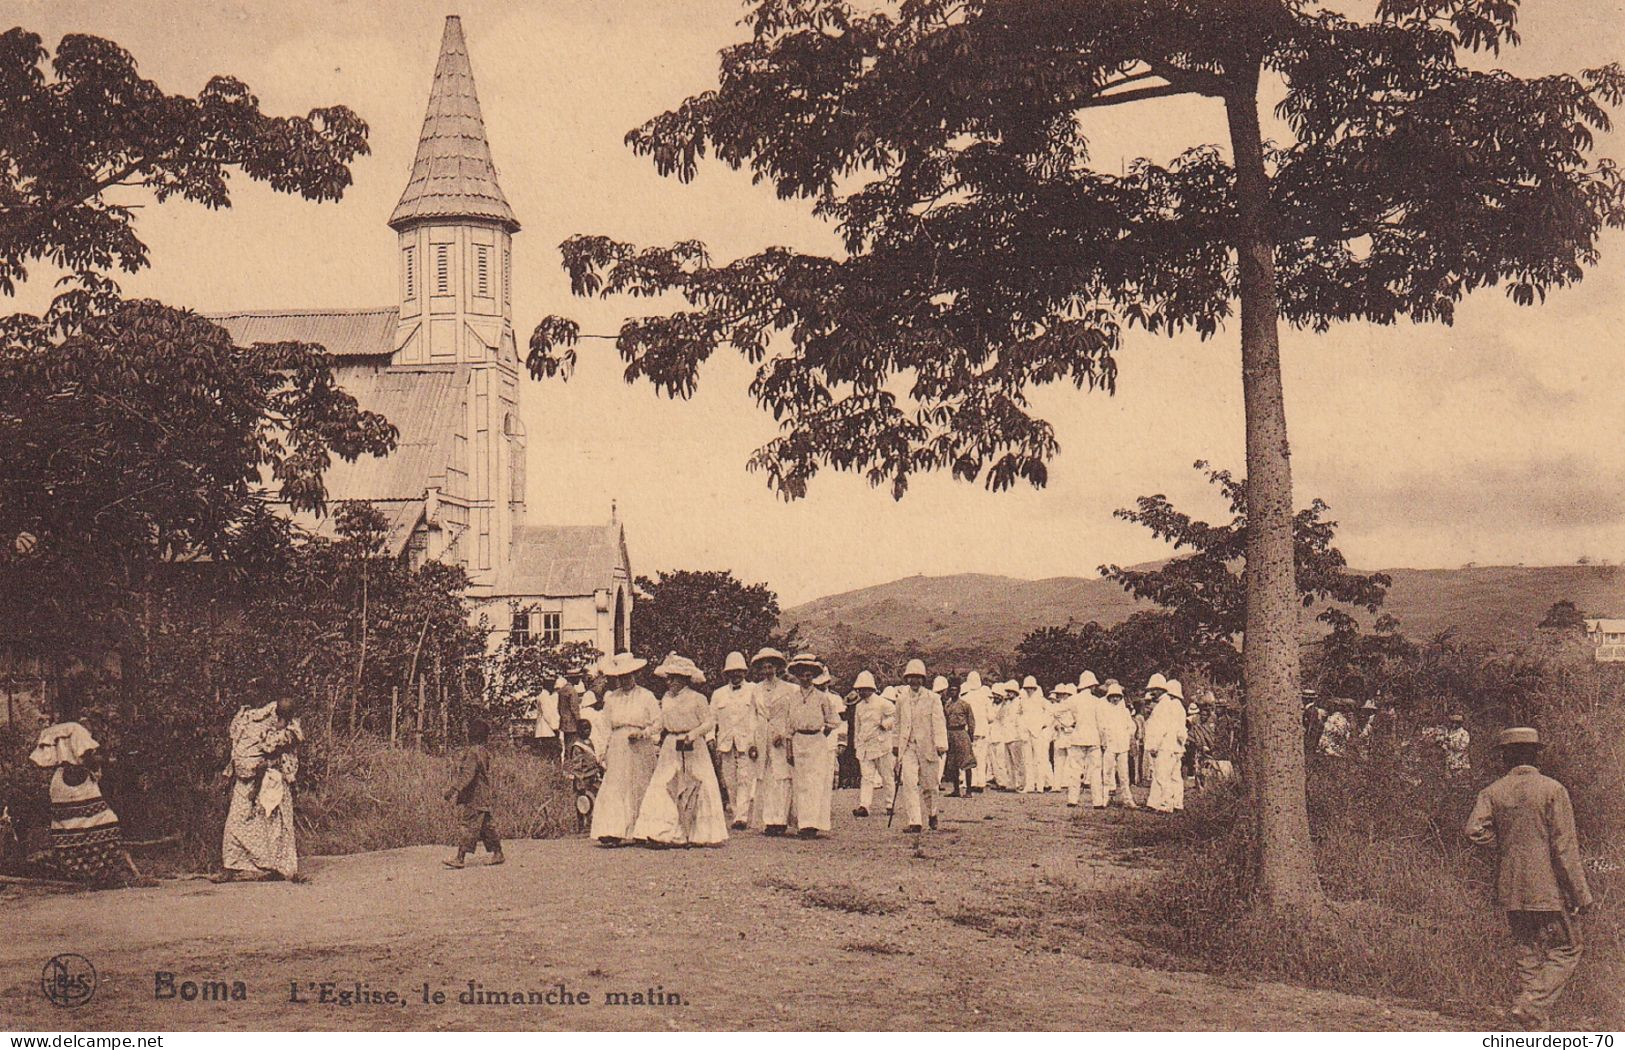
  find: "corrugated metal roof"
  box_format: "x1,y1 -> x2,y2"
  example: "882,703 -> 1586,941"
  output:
497,524 -> 630,598
210,308 -> 398,358
389,17 -> 519,233
321,364 -> 467,501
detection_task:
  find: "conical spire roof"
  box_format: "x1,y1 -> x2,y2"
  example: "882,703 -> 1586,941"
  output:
389,16 -> 519,233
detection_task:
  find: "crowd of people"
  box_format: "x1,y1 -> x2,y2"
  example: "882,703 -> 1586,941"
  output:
11,647 -> 1597,1029
527,648 -> 1245,847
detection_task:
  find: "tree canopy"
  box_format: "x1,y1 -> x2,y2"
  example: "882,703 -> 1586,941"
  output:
0,299 -> 396,651
0,27 -> 369,294
530,0 -> 1625,500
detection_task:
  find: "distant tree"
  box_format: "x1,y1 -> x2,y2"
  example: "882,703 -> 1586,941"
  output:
0,28 -> 368,294
1014,612 -> 1192,696
1103,462 -> 1390,683
1538,599 -> 1588,631
631,569 -> 799,676
486,633 -> 603,730
528,0 -> 1625,909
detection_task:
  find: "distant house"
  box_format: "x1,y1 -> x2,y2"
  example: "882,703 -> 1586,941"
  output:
211,17 -> 632,656
1583,619 -> 1625,662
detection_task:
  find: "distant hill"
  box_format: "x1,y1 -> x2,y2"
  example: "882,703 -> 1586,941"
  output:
784,564 -> 1625,671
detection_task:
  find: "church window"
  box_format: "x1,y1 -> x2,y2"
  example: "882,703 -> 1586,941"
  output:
403,247 -> 416,300
434,244 -> 451,295
476,244 -> 492,298
540,612 -> 562,645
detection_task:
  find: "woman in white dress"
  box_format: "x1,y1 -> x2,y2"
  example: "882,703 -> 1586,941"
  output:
589,652 -> 661,846
633,655 -> 728,847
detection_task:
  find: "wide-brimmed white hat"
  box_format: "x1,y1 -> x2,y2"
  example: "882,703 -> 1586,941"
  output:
1055,682 -> 1078,697
854,670 -> 877,691
1145,672 -> 1168,694
904,658 -> 927,678
964,670 -> 983,690
598,652 -> 647,677
1078,671 -> 1100,690
1165,678 -> 1185,700
788,652 -> 824,674
1105,682 -> 1125,698
723,651 -> 749,673
932,675 -> 949,692
1022,675 -> 1039,690
654,653 -> 701,680
814,671 -> 832,687
752,647 -> 787,666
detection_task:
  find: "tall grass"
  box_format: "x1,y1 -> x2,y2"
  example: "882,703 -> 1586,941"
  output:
296,735 -> 574,856
1115,677 -> 1623,1029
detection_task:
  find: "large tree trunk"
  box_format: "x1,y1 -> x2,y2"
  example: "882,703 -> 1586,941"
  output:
1225,79 -> 1321,910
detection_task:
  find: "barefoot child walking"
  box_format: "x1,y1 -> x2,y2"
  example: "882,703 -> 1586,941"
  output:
444,719 -> 504,869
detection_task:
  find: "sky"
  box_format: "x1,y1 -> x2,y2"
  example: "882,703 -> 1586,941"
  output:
11,0 -> 1625,605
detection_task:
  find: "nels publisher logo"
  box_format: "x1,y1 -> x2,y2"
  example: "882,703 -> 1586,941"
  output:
41,953 -> 97,1008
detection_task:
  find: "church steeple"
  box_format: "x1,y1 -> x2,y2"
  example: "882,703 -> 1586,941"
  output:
390,15 -> 519,233
390,16 -> 524,593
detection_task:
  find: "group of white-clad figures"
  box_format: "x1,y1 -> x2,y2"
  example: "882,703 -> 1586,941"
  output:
585,644 -> 1212,848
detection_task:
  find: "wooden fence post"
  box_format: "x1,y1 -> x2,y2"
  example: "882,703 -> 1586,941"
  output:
389,686 -> 399,747
416,676 -> 427,750
435,652 -> 447,751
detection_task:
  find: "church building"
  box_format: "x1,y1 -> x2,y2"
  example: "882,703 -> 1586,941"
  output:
212,16 -> 633,656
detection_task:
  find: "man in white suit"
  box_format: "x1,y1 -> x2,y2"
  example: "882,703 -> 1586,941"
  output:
893,659 -> 948,832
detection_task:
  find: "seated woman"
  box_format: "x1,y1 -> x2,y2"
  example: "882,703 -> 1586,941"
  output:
632,655 -> 728,847
30,720 -> 136,885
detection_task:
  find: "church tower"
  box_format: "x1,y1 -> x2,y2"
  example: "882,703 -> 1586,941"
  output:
390,15 -> 524,591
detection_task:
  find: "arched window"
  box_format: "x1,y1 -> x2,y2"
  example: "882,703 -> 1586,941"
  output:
614,588 -> 626,654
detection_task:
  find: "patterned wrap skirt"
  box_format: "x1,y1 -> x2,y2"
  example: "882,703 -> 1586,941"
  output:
50,789 -> 123,882
945,728 -> 976,772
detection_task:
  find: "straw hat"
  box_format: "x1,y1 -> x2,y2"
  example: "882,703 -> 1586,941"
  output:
1055,682 -> 1078,697
1078,671 -> 1100,691
904,658 -> 927,678
1105,682 -> 1125,698
1164,678 -> 1184,700
1022,675 -> 1039,690
752,647 -> 787,667
598,652 -> 646,677
854,671 -> 877,691
1145,673 -> 1168,694
1496,726 -> 1540,747
723,651 -> 749,673
814,671 -> 832,687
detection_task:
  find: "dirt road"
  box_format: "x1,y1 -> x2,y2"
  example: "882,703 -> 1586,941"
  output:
1,787 -> 1460,1030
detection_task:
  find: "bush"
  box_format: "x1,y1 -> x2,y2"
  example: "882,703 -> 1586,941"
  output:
1115,666 -> 1624,1029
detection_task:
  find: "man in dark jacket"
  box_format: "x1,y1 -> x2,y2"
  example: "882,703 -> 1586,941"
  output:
444,720 -> 504,869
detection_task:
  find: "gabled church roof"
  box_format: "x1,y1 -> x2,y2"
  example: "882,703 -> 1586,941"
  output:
497,524 -> 631,599
210,308 -> 398,358
389,16 -> 520,233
